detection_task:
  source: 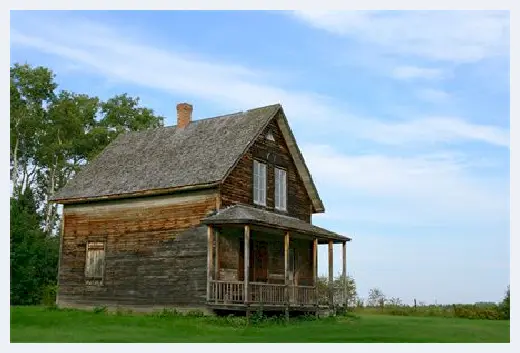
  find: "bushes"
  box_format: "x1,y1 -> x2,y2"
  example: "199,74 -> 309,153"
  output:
10,191 -> 59,306
355,303 -> 506,320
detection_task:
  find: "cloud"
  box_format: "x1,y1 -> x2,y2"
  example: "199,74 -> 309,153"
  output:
292,10 -> 509,63
415,88 -> 451,103
392,65 -> 445,80
303,144 -> 509,225
10,14 -> 509,148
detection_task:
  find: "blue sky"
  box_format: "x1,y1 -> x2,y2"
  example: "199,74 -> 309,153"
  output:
10,10 -> 510,305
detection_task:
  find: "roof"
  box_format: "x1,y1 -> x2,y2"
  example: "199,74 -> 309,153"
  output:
202,204 -> 351,243
51,104 -> 324,212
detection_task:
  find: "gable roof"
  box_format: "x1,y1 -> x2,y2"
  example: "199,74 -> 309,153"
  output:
202,204 -> 350,243
51,104 -> 324,212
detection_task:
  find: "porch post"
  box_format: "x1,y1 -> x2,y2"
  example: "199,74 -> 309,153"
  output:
342,240 -> 347,309
214,230 -> 220,281
206,225 -> 214,303
284,231 -> 290,321
244,225 -> 250,307
312,238 -> 318,307
328,240 -> 334,312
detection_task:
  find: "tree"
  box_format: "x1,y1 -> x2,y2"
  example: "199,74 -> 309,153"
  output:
367,288 -> 386,307
10,63 -> 57,199
386,297 -> 403,306
10,188 -> 59,305
316,275 -> 357,307
499,285 -> 510,319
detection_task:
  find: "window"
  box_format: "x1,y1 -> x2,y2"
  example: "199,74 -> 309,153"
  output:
85,241 -> 105,285
275,167 -> 287,211
266,130 -> 275,141
253,160 -> 266,206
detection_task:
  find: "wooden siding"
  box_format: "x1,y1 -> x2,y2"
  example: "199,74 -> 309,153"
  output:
220,112 -> 313,222
57,189 -> 217,309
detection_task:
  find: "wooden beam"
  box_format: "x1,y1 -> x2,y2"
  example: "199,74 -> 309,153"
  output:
328,240 -> 334,310
313,238 -> 318,306
244,225 -> 250,306
284,231 -> 290,321
206,225 -> 214,302
214,230 -> 220,281
342,241 -> 347,308
56,210 -> 65,305
312,238 -> 318,286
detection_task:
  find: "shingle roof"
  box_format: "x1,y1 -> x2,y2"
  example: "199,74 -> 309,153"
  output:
202,204 -> 351,243
51,104 -> 280,202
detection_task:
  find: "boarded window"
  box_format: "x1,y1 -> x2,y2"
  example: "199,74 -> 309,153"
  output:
85,241 -> 105,285
253,160 -> 267,206
275,167 -> 287,211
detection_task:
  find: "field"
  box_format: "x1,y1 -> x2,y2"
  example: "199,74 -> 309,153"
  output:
10,306 -> 510,343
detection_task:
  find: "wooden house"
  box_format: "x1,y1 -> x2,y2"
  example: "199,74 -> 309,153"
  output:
51,103 -> 351,316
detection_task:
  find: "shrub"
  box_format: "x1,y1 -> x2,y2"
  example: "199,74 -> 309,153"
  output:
41,284 -> 57,307
93,306 -> 107,314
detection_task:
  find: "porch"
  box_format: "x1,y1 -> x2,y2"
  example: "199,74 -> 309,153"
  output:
202,204 -> 351,314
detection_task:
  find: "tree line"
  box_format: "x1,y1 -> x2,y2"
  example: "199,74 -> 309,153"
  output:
10,63 -> 165,305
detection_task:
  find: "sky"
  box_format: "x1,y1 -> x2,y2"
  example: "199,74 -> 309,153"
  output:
10,10 -> 510,305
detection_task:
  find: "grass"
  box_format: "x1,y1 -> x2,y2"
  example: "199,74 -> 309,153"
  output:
10,306 -> 510,343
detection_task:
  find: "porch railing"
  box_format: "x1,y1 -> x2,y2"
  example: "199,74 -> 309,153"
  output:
209,280 -> 317,306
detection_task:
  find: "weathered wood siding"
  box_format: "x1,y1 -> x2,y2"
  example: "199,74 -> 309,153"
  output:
57,189 -> 218,309
220,113 -> 313,222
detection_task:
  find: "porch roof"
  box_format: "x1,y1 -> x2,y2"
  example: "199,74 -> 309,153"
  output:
202,204 -> 351,243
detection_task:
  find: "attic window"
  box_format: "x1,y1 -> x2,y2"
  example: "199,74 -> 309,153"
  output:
266,130 -> 275,141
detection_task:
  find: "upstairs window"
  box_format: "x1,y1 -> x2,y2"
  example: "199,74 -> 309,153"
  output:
85,241 -> 105,286
266,129 -> 275,142
253,160 -> 267,206
275,167 -> 287,211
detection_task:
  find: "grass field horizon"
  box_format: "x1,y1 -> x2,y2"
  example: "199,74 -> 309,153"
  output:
10,306 -> 510,343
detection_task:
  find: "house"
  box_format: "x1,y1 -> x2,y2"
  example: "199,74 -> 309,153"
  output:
51,103 -> 351,316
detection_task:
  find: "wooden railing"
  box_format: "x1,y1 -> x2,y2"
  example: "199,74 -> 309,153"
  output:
250,282 -> 285,305
209,280 -> 317,307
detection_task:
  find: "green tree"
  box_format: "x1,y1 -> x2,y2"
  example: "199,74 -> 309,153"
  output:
367,288 -> 386,307
316,275 -> 357,307
499,285 -> 510,319
10,188 -> 59,305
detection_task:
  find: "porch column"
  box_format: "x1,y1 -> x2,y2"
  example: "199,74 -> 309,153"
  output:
284,231 -> 290,320
244,225 -> 250,306
206,225 -> 214,302
342,240 -> 347,308
328,240 -> 334,311
312,238 -> 318,307
214,230 -> 220,281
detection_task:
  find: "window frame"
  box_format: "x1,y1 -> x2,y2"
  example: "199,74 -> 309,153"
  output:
253,159 -> 267,206
274,167 -> 287,211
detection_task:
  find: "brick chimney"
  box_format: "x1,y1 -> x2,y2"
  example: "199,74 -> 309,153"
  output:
176,103 -> 193,128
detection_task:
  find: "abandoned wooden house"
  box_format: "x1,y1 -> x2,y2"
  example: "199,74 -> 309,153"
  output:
51,103 -> 351,316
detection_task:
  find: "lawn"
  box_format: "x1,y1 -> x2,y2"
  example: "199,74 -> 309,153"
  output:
10,306 -> 510,343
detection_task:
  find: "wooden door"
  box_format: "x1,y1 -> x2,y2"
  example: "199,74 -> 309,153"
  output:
253,240 -> 269,282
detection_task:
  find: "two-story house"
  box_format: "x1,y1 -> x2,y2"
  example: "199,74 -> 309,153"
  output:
51,103 -> 351,316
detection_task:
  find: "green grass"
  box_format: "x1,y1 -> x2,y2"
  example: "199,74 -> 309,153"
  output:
10,306 -> 510,343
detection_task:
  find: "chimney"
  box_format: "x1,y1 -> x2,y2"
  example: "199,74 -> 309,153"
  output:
176,103 -> 193,128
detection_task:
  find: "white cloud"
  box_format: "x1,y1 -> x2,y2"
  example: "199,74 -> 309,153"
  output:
10,15 -> 509,148
392,65 -> 445,80
415,88 -> 451,103
293,10 -> 509,63
356,115 -> 509,147
303,144 -> 508,224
